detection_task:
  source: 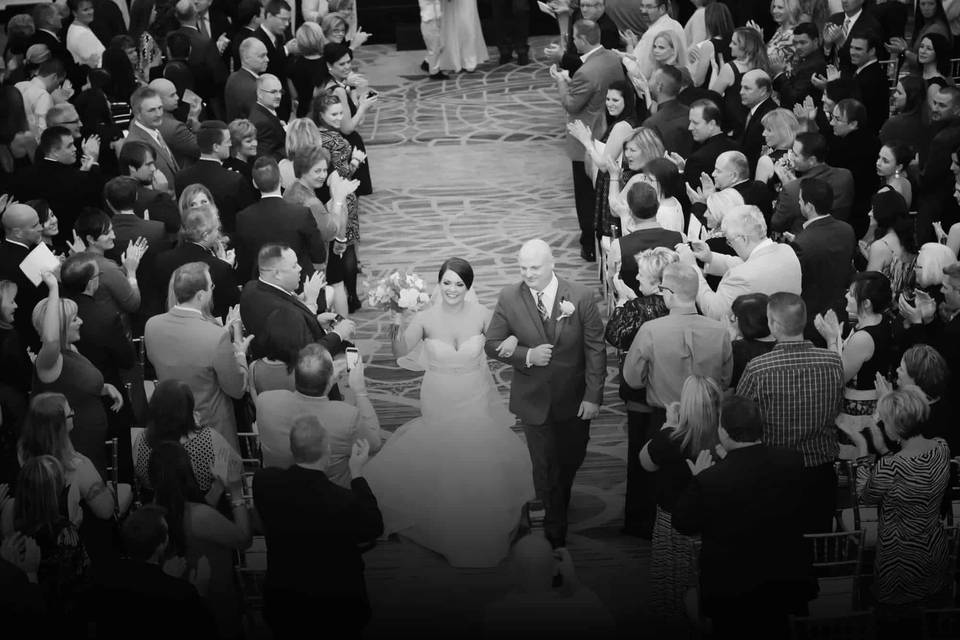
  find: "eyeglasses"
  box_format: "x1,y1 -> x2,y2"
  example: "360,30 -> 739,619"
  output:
657,285 -> 674,294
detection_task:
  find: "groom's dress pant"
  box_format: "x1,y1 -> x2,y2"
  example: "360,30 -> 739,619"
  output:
522,412 -> 590,547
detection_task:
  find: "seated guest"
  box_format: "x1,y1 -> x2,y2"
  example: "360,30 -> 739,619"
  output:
771,132 -> 854,234
253,416 -> 383,639
144,262 -> 251,450
672,395 -> 814,639
737,292 -> 844,533
250,307 -> 313,396
826,99 -> 880,238
255,343 -> 381,481
680,205 -> 802,321
729,293 -> 776,387
846,387 -> 952,627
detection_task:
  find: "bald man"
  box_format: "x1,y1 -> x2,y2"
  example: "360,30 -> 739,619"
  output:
249,73 -> 287,161
485,239 -> 606,548
148,78 -> 200,168
0,204 -> 47,348
225,38 -> 268,121
738,69 -> 777,174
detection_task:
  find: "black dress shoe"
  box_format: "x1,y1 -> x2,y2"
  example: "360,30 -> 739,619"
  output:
420,60 -> 429,72
428,71 -> 448,80
580,247 -> 596,262
499,52 -> 512,65
348,295 -> 362,313
516,50 -> 530,65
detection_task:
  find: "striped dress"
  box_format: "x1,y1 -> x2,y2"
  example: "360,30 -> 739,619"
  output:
856,439 -> 952,605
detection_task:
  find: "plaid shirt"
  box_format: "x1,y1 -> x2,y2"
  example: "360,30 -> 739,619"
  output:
736,341 -> 843,467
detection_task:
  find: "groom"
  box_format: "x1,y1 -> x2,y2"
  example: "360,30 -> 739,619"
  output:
485,239 -> 606,547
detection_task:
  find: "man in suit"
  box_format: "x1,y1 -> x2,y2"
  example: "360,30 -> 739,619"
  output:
253,0 -> 294,121
148,78 -> 201,169
775,22 -> 826,109
673,394 -> 814,639
250,74 -> 287,161
485,239 -> 606,547
689,151 -> 773,229
256,344 -> 381,478
155,206 -> 240,320
235,157 -> 326,282
611,182 -> 684,295
124,86 -> 181,193
175,121 -> 257,234
172,0 -> 227,117
117,141 -> 181,235
145,261 -> 250,450
771,132 -> 854,234
0,204 -> 47,349
239,244 -> 355,360
30,3 -> 83,89
554,19 -> 625,261
673,99 -> 741,189
681,205 -> 802,321
789,178 -> 856,345
822,0 -> 885,72
253,416 -> 383,639
225,38 -> 268,122
548,0 -> 620,74
739,69 -> 777,176
845,35 -> 888,134
230,0 -> 262,73
917,88 -> 960,243
642,65 -> 692,157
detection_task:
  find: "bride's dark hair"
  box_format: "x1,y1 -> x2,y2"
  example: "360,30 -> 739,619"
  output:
438,258 -> 474,289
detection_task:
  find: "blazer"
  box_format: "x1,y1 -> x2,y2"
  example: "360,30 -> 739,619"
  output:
672,445 -> 813,601
144,307 -> 245,448
776,49 -> 826,109
252,465 -> 382,614
484,277 -> 606,425
826,127 -> 880,236
643,99 -> 693,157
852,61 -> 890,134
826,9 -> 885,72
559,12 -> 621,74
224,68 -> 259,122
134,185 -> 181,235
73,293 -> 136,388
104,213 -> 171,322
252,25 -> 293,120
175,159 -> 258,233
560,47 -> 626,161
155,242 -> 240,320
733,179 -> 774,226
12,159 -> 105,247
234,196 -> 326,282
740,97 -> 777,176
249,102 -> 286,161
791,215 -> 856,336
683,133 -> 741,188
123,122 -> 180,192
0,240 -> 47,349
239,280 -> 342,360
158,112 -> 200,169
771,163 -> 854,234
173,24 -> 227,100
231,27 -> 258,73
698,240 -> 802,320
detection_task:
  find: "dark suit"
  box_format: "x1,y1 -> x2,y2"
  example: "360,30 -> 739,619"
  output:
740,97 -> 777,176
90,0 -> 127,47
224,68 -> 259,122
134,185 -> 181,236
772,163 -> 854,234
852,60 -> 889,134
234,196 -> 326,283
559,12 -> 621,74
617,227 -> 685,295
0,240 -> 47,349
231,27 -> 258,73
683,134 -> 741,188
173,24 -> 227,104
11,160 -> 104,248
105,213 -> 171,323
673,445 -> 814,638
826,127 -> 880,238
825,10 -> 885,72
252,26 -> 292,120
158,113 -> 200,169
239,280 -> 341,360
792,215 -> 856,343
917,120 -> 960,243
155,242 -> 240,320
249,103 -> 286,161
124,123 -> 180,192
733,179 -> 774,227
253,465 -> 383,637
775,49 -> 826,109
643,99 -> 693,157
174,159 -> 258,233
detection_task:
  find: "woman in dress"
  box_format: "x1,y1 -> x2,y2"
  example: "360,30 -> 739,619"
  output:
864,189 -> 918,301
606,127 -> 667,235
880,75 -> 926,147
321,42 -> 375,195
362,258 -> 535,568
875,143 -> 913,209
290,22 -> 328,118
755,108 -> 800,207
916,33 -> 953,100
437,0 -> 490,73
643,157 -> 685,233
66,0 -> 105,69
687,2 -> 735,88
886,0 -> 952,74
224,118 -> 257,185
729,293 -> 776,387
709,27 -> 768,137
748,0 -> 800,73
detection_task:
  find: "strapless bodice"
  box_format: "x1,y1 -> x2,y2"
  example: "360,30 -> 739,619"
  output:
422,334 -> 485,373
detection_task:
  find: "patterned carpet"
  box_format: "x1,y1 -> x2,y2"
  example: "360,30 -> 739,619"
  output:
334,39 -> 653,639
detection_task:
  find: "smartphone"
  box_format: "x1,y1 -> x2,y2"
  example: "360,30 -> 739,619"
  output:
345,346 -> 360,370
528,499 -> 546,530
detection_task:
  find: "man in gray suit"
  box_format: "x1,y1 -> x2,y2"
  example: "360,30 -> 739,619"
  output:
642,65 -> 692,157
553,19 -> 625,262
149,78 -> 201,169
225,37 -> 268,122
124,86 -> 180,193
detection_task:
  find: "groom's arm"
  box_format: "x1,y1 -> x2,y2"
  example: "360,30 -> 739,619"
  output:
485,295 -> 531,370
578,289 -> 606,405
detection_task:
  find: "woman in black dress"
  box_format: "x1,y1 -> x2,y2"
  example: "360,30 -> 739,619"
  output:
290,22 -> 327,118
708,27 -> 768,137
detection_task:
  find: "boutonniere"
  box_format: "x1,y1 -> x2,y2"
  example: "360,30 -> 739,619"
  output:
557,298 -> 575,321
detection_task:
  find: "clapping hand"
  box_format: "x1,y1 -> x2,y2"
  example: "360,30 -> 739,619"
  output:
566,120 -> 591,145
884,37 -> 907,55
619,29 -> 639,50
825,64 -> 841,82
699,172 -> 716,197
544,42 -> 564,61
685,179 -> 707,205
301,271 -> 326,309
686,449 -> 715,476
52,79 -> 73,103
351,147 -> 367,165
348,438 -> 371,477
664,151 -> 685,173
328,171 -> 361,201
152,168 -> 170,192
810,73 -> 828,90
874,371 -> 893,396
792,95 -> 817,123
899,290 -> 936,325
496,335 -> 519,358
82,134 -> 101,160
66,230 -> 86,255
814,308 -> 842,344
612,273 -> 637,301
353,27 -> 371,47
823,23 -> 843,45
745,19 -> 763,35
101,383 -> 124,412
121,237 -> 148,275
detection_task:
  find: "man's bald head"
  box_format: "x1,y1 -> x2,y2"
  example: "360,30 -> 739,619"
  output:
518,239 -> 555,291
660,263 -> 699,303
240,37 -> 269,74
174,0 -> 197,23
510,534 -> 556,593
740,69 -> 772,109
2,204 -> 42,245
148,78 -> 179,112
518,238 -> 553,263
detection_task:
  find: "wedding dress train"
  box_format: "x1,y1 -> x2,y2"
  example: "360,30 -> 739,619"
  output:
437,0 -> 490,72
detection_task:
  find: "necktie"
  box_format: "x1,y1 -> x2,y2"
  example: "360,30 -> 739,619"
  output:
199,16 -> 210,38
841,17 -> 852,42
536,291 -> 548,319
153,131 -> 174,163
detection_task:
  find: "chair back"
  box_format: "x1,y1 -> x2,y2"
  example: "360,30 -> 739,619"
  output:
805,530 -> 865,615
104,437 -> 120,518
235,535 -> 269,635
951,58 -> 960,84
789,611 -> 876,640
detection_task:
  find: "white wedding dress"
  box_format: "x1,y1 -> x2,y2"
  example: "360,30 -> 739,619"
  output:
362,334 -> 534,568
437,0 -> 490,72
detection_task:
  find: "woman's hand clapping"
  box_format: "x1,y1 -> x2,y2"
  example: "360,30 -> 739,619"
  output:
121,237 -> 148,275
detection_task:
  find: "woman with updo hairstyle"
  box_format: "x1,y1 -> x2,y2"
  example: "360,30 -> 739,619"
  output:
864,189 -> 917,301
730,293 -> 776,386
224,118 -> 258,184
846,386 -> 951,615
880,76 -> 927,147
874,142 -> 913,208
643,157 -> 685,233
249,307 -> 316,395
320,41 -> 374,196
290,22 -> 327,118
279,117 -> 322,189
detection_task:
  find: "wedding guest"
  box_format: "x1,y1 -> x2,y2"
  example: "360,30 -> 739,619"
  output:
253,1 -> 294,121
737,292 -> 844,533
24,200 -> 60,250
607,127 -> 667,237
754,108 -> 800,203
255,343 -> 381,480
0,280 -> 32,407
148,78 -> 201,170
290,23 -> 327,118
170,0 -> 227,118
224,118 -> 258,184
899,262 -> 960,392
124,86 -> 180,192
117,141 -> 181,234
771,132 -> 853,234
178,183 -> 216,216
874,142 -> 913,208
249,307 -> 313,396
73,209 -> 144,317
686,3 -> 735,88
15,57 -> 67,138
278,117 -> 321,189
915,243 -> 956,299
644,157 -> 686,233
689,151 -> 772,229
738,69 -> 777,175
916,87 -> 960,244
253,417 -> 383,639
672,99 -> 739,190
774,22 -> 825,109
641,66 -> 693,158
249,73 -> 286,161
546,0 -> 619,75
887,0 -> 951,74
708,27 -> 768,138
0,204 -> 47,348
225,38 -> 268,123
827,99 -> 880,237
864,189 -> 917,302
729,293 -> 776,387
66,0 -> 106,69
879,75 -> 926,147
490,0 -> 531,65
623,0 -> 685,81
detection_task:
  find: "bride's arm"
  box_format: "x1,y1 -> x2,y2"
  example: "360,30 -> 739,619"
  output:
391,310 -> 426,358
481,306 -> 518,356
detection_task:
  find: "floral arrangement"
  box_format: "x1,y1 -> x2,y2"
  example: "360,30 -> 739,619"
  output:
366,270 -> 431,315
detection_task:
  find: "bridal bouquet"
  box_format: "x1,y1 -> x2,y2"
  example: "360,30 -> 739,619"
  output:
366,270 -> 431,317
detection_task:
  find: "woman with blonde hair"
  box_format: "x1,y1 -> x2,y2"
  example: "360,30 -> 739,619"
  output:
748,0 -> 801,71
278,117 -> 322,189
641,375 -> 723,624
606,127 -> 667,236
223,118 -> 257,184
290,22 -> 327,117
177,183 -> 216,220
755,108 -> 801,199
709,27 -> 769,136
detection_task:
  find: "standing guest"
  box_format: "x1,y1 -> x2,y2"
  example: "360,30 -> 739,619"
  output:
254,0 -> 295,121
641,66 -> 693,157
24,201 -> 59,251
754,108 -> 801,202
545,0 -> 620,75
148,78 -> 201,169
72,210 -> 145,319
0,279 -> 33,411
842,35 -> 889,134
15,57 -> 68,139
708,27 -> 768,138
249,307 -> 313,396
915,34 -> 953,98
144,262 -> 251,451
900,262 -> 960,393
224,118 -> 258,185
124,86 -> 180,192
66,0 -> 106,69
672,395 -> 813,639
644,157 -> 686,233
887,0 -> 951,73
229,0 -> 262,72
774,22 -> 825,109
289,23 -> 327,118
29,4 -> 73,84
737,292 -> 843,533
605,127 -> 667,237
253,417 -> 383,639
278,118 -> 322,189
821,0 -> 884,72
737,69 -> 777,175
622,0 -> 685,82
864,189 -> 917,302
490,0 -> 530,65
879,75 -> 926,147
225,38 -> 268,122
686,3 -> 735,88
250,73 -> 287,161
171,0 -> 227,118
0,204 -> 47,349
874,143 -> 913,208
880,345 -> 953,452
670,99 -> 740,190
916,87 -> 960,244
826,99 -> 880,238
117,141 -> 181,234
751,0 -> 801,68
688,150 -> 773,229
729,293 -> 777,387
771,131 -> 853,234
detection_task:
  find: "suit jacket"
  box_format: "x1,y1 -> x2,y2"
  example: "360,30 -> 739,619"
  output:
73,293 -> 136,388
698,240 -> 802,320
29,29 -> 83,89
0,240 -> 47,349
252,465 -> 382,613
826,127 -> 880,237
740,97 -> 777,176
776,49 -> 826,109
155,242 -> 240,320
173,24 -> 227,100
144,307 -> 245,448
672,445 -> 813,601
771,163 -> 854,233
224,68 -> 259,122
684,134 -> 741,188
175,158 -> 257,233
231,27 -> 258,73
252,26 -> 292,120
733,179 -> 774,226
105,213 -> 171,322
12,159 -> 105,247
134,185 -> 181,235
826,9 -> 886,72
239,280 -> 342,360
560,47 -> 626,161
90,0 -> 127,48
559,12 -> 621,74
643,99 -> 693,157
249,102 -> 286,161
853,61 -> 889,134
234,196 -> 326,282
158,112 -> 200,169
791,215 -> 856,336
484,277 -> 606,425
123,123 -> 180,192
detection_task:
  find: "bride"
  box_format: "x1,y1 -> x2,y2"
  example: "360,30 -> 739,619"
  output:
362,257 -> 535,568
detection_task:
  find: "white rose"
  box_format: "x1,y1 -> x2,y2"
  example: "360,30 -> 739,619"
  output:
558,300 -> 576,319
418,292 -> 430,303
398,288 -> 421,309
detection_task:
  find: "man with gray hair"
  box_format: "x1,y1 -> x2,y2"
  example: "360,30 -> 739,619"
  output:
124,86 -> 180,190
225,37 -> 269,121
688,151 -> 773,234
678,205 -> 802,321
